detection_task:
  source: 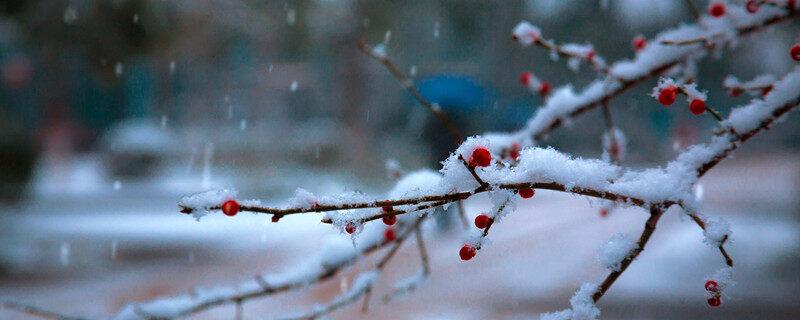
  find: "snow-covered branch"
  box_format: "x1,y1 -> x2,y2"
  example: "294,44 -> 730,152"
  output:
165,66 -> 800,319
512,6 -> 796,143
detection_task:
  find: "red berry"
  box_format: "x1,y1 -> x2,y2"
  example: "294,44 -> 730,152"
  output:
384,228 -> 396,242
705,280 -> 719,292
538,81 -> 551,95
221,200 -> 240,216
707,296 -> 722,307
459,244 -> 476,261
271,214 -> 282,223
382,214 -> 397,226
474,214 -> 492,229
790,44 -> 800,61
469,147 -> 492,167
520,72 -> 533,86
382,205 -> 393,212
345,222 -> 357,234
519,188 -> 535,199
608,142 -> 620,159
508,143 -> 521,161
689,99 -> 706,115
599,208 -> 608,218
762,86 -> 772,97
658,86 -> 678,106
632,36 -> 646,51
708,2 -> 726,17
729,87 -> 743,97
745,0 -> 760,13
586,50 -> 596,61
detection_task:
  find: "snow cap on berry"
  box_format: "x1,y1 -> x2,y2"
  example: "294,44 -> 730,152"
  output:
651,77 -> 678,100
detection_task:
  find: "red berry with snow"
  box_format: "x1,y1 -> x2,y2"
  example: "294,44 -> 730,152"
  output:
382,214 -> 397,226
599,208 -> 608,218
384,228 -> 396,242
469,147 -> 492,167
708,2 -> 726,17
519,188 -> 535,199
221,200 -> 240,216
586,50 -> 596,61
762,86 -> 772,97
459,244 -> 476,261
745,0 -> 760,13
474,214 -> 491,229
707,296 -> 722,307
729,87 -> 743,97
632,36 -> 646,51
538,81 -> 552,95
790,44 -> 800,61
658,86 -> 678,106
520,72 -> 533,86
705,280 -> 719,292
345,222 -> 357,234
689,99 -> 706,115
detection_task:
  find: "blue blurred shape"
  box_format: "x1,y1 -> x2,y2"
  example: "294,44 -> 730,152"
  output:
415,74 -> 487,112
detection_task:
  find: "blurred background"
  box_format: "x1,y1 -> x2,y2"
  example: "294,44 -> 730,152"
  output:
0,0 -> 798,319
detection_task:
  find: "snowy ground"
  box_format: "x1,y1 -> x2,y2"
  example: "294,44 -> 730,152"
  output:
0,153 -> 798,320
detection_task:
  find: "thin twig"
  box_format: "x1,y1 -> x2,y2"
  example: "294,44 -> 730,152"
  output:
415,225 -> 431,276
357,41 -> 463,146
1,301 -> 91,320
456,200 -> 469,229
688,213 -> 734,267
593,205 -> 664,302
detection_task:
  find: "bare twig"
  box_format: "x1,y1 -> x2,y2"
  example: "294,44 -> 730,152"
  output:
1,301 -> 91,320
415,226 -> 431,276
357,41 -> 463,146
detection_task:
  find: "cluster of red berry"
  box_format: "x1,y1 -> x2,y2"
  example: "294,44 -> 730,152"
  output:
381,206 -> 396,241
705,279 -> 723,307
656,85 -> 707,116
519,72 -> 552,96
